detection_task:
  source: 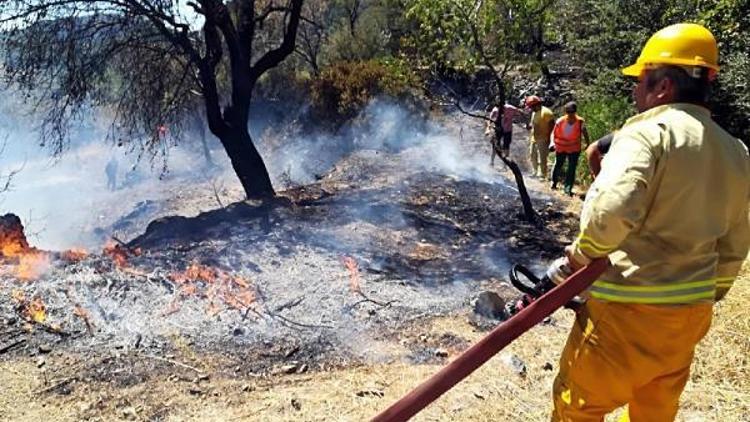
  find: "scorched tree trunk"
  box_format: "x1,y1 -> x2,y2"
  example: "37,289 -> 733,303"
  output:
218,127 -> 275,199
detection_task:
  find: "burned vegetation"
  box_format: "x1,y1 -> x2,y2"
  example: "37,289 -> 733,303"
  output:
0,120 -> 579,413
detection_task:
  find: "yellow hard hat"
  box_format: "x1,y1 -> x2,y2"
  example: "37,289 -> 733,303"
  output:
622,23 -> 719,77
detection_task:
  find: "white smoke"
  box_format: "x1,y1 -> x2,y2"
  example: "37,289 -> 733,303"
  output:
0,107 -> 234,250
1,97 -> 516,250
261,98 -> 516,190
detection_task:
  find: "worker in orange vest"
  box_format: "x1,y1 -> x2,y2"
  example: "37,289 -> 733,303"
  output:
551,102 -> 590,195
546,23 -> 750,421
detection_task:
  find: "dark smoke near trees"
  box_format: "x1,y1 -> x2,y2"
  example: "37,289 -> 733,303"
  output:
0,0 -> 303,199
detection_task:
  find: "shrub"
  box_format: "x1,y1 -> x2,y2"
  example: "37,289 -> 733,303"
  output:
309,59 -> 417,126
574,84 -> 635,188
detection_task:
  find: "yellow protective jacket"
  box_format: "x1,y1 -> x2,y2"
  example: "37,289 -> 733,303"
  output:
569,103 -> 750,304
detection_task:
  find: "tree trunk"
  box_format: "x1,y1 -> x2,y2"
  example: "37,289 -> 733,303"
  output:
218,126 -> 275,199
493,145 -> 539,224
197,119 -> 215,168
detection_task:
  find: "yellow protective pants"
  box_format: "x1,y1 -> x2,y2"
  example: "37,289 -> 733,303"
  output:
529,137 -> 550,178
551,299 -> 713,422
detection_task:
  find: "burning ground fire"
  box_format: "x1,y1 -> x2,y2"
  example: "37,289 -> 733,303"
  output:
11,290 -> 46,323
0,214 -> 52,280
167,261 -> 258,317
103,240 -> 140,268
1,212 -> 261,338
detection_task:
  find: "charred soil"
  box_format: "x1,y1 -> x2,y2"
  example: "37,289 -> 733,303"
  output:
0,121 -> 584,421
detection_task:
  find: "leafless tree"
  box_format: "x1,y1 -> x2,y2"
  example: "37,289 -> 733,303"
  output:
295,0 -> 330,74
0,0 -> 304,199
0,138 -> 22,198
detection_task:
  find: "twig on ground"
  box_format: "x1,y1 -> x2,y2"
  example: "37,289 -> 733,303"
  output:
34,376 -> 77,394
273,296 -> 305,313
266,311 -> 334,330
0,328 -> 24,339
110,235 -> 129,248
143,354 -> 205,373
110,235 -> 141,255
351,290 -> 397,309
0,338 -> 26,354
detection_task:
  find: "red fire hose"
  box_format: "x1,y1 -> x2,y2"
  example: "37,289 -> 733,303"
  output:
371,258 -> 609,422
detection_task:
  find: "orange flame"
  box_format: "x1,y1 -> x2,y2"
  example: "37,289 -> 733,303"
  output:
1,242 -> 25,257
62,248 -> 89,263
342,256 -> 361,293
167,261 -> 258,316
11,290 -> 47,323
15,252 -> 51,280
1,238 -> 51,280
103,241 -> 130,268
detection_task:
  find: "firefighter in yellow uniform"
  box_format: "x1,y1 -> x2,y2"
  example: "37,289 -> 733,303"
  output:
547,23 -> 750,421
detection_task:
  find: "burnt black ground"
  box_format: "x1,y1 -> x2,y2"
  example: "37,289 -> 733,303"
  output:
0,118 -> 580,394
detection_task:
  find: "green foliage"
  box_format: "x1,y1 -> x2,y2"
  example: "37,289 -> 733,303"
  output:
711,51 -> 750,146
309,59 -> 416,124
403,0 -> 552,100
552,0 -> 750,144
325,16 -> 389,62
577,88 -> 634,142
572,85 -> 635,187
697,0 -> 750,144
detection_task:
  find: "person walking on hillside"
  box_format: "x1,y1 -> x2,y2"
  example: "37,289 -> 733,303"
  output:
551,101 -> 590,195
525,95 -> 555,179
105,156 -> 118,191
545,23 -> 750,421
486,100 -> 523,165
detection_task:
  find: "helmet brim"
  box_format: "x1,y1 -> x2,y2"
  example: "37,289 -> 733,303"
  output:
621,63 -> 643,77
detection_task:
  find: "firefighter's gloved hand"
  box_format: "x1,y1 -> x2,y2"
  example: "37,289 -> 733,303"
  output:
545,257 -> 574,286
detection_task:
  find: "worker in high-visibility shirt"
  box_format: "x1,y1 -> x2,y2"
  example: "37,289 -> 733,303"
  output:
545,23 -> 750,421
551,101 -> 590,196
525,95 -> 555,180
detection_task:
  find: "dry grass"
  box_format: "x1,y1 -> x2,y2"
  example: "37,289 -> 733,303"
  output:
233,262 -> 750,422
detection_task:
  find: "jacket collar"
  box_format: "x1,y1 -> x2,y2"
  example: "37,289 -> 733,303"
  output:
624,103 -> 711,127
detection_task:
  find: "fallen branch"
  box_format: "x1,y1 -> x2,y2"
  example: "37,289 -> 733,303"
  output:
111,235 -> 141,255
351,290 -> 397,309
37,323 -> 75,337
143,354 -> 204,373
0,338 -> 26,354
34,376 -> 77,394
273,296 -> 305,313
266,311 -> 334,330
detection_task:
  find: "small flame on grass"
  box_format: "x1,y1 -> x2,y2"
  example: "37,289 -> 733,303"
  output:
102,241 -> 140,268
16,252 -> 51,280
73,304 -> 95,334
342,256 -> 362,293
61,248 -> 89,263
167,261 -> 258,316
103,241 -> 129,267
11,290 -> 47,323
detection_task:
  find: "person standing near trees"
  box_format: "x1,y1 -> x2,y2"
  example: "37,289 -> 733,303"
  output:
525,95 -> 555,179
486,100 -> 523,165
551,101 -> 590,195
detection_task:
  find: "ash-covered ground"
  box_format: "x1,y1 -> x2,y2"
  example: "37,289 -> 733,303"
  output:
0,107 -> 579,394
